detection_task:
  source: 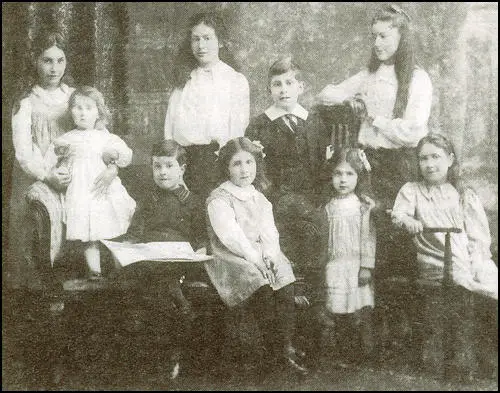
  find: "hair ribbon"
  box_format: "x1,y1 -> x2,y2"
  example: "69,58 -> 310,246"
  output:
358,149 -> 371,172
325,145 -> 334,160
389,4 -> 411,21
252,140 -> 266,158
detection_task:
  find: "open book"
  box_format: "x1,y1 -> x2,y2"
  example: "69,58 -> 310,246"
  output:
101,240 -> 212,267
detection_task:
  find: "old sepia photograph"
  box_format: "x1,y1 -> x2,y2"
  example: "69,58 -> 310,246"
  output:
2,2 -> 498,390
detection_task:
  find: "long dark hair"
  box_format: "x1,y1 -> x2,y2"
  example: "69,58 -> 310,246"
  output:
326,147 -> 373,200
415,134 -> 460,190
368,4 -> 416,119
12,30 -> 73,115
172,11 -> 239,88
217,137 -> 271,193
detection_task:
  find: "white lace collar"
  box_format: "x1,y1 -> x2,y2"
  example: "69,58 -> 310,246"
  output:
220,180 -> 258,201
264,103 -> 309,121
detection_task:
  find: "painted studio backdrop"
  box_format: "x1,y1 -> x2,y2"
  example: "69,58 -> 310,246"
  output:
2,2 -> 498,256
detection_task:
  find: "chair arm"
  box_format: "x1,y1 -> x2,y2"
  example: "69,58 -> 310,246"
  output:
25,198 -> 57,292
25,181 -> 65,266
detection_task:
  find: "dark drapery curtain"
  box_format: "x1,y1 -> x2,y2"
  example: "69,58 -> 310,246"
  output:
2,2 -> 129,259
2,2 -> 129,132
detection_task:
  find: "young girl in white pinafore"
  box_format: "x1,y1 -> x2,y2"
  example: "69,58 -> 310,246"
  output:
46,86 -> 136,279
316,147 -> 376,368
205,137 -> 308,378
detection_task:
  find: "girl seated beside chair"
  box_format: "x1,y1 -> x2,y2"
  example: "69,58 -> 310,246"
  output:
392,133 -> 497,299
391,133 -> 497,378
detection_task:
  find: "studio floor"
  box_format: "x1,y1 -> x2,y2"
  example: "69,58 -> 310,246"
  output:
3,286 -> 498,391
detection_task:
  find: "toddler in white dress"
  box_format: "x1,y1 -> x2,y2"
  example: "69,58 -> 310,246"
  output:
47,86 -> 136,279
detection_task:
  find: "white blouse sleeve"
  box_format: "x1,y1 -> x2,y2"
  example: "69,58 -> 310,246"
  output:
12,98 -> 49,181
164,89 -> 181,140
258,195 -> 281,259
207,197 -> 261,264
461,188 -> 492,261
391,182 -> 418,228
226,73 -> 250,145
316,70 -> 368,105
372,69 -> 433,148
44,142 -> 59,172
462,189 -> 498,297
108,133 -> 133,168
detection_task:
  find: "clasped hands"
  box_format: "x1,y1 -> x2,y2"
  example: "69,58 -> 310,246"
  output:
262,256 -> 278,286
249,247 -> 278,285
46,166 -> 71,192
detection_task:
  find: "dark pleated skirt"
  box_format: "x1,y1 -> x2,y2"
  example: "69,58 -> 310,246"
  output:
183,142 -> 220,203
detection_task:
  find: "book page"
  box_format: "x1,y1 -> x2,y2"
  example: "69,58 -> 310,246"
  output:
101,240 -> 211,267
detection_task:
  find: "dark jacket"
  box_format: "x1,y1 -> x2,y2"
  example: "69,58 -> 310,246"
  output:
245,110 -> 329,206
126,185 -> 207,250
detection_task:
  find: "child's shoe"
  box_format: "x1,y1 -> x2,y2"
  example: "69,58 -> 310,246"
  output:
88,271 -> 105,281
288,346 -> 306,360
169,362 -> 180,380
283,347 -> 309,376
294,295 -> 310,309
168,350 -> 181,380
283,355 -> 309,377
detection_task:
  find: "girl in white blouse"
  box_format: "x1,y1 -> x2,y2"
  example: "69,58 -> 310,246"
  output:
392,134 -> 497,299
205,137 -> 307,378
392,134 -> 497,376
316,4 -> 433,209
8,31 -> 76,289
165,12 -> 250,200
316,4 -> 433,294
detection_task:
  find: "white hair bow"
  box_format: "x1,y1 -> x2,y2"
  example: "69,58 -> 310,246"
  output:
358,149 -> 371,172
252,140 -> 266,158
325,145 -> 334,160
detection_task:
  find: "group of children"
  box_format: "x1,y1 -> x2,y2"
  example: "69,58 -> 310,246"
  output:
39,59 -> 499,378
10,9 -> 498,383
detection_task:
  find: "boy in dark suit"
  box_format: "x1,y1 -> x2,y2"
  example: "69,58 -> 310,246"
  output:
120,139 -> 208,379
245,57 -> 329,271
